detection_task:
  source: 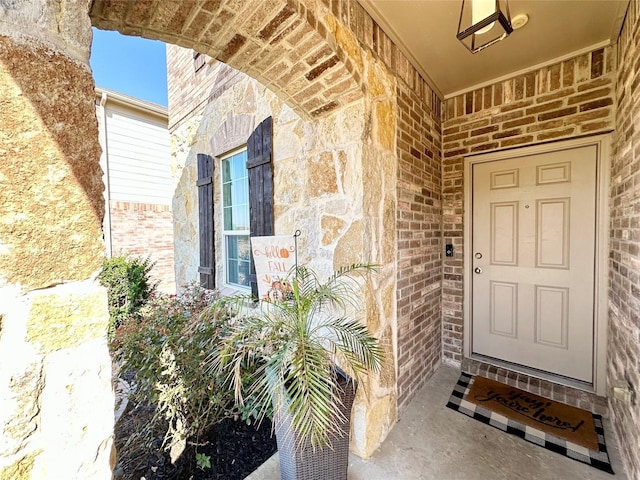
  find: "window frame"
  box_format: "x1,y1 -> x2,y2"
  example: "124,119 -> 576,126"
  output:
193,51 -> 206,73
220,147 -> 251,292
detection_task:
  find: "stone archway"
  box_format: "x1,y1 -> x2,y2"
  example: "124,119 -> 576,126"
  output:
90,0 -> 364,118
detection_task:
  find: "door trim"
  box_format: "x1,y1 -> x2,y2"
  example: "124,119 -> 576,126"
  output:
462,135 -> 610,396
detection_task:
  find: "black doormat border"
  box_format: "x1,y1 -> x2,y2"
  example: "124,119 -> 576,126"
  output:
446,372 -> 614,475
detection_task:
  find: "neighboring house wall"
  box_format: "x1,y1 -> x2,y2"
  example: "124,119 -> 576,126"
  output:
96,89 -> 176,293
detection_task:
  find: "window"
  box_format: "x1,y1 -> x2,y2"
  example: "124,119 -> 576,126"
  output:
193,51 -> 206,73
221,149 -> 251,289
197,116 -> 273,295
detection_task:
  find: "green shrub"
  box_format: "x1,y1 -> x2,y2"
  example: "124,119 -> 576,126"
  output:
113,284 -> 267,460
99,254 -> 158,338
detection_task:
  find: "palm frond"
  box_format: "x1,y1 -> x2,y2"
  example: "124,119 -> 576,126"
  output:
319,317 -> 383,375
283,340 -> 338,447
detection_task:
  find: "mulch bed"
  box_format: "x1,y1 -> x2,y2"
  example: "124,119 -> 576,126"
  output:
114,402 -> 277,480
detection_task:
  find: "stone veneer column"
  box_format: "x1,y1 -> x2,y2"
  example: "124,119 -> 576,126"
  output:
0,1 -> 114,478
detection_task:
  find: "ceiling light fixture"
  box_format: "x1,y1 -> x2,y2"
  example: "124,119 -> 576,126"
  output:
457,0 -> 513,53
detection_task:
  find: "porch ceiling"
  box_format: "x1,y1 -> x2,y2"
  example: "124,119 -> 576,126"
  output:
359,0 -> 629,98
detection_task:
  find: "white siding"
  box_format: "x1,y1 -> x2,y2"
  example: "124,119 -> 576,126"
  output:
104,104 -> 172,204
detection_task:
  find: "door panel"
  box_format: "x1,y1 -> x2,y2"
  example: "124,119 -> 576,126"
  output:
490,281 -> 518,337
491,202 -> 518,265
536,198 -> 570,268
472,145 -> 597,382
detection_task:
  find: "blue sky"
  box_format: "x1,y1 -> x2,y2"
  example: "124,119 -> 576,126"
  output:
90,28 -> 168,107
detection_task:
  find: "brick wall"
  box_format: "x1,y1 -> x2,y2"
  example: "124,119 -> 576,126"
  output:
109,201 -> 176,293
441,46 -> 616,364
396,81 -> 443,411
167,46 -> 245,132
608,2 -> 640,477
461,358 -> 608,414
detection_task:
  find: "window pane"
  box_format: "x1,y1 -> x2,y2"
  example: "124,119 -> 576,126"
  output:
222,158 -> 232,183
222,149 -> 250,289
226,235 -> 250,288
222,150 -> 249,233
237,235 -> 250,261
231,182 -> 248,231
232,181 -> 248,208
223,205 -> 232,230
242,206 -> 251,232
226,204 -> 249,231
230,151 -> 247,180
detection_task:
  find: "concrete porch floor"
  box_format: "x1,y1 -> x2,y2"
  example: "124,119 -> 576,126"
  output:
247,365 -> 627,480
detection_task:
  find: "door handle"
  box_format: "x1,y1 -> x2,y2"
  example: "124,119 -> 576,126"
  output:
474,267 -> 482,274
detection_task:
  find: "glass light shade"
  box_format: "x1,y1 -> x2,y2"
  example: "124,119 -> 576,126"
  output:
457,0 -> 513,53
472,0 -> 496,34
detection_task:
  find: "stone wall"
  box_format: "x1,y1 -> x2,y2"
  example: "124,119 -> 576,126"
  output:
109,201 -> 176,293
0,1 -> 114,478
168,40 -> 398,457
169,55 -> 250,287
609,2 -> 640,477
442,46 -> 616,365
323,0 -> 445,416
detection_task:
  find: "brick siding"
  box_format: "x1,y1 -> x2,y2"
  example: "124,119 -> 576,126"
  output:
442,46 -> 616,365
462,358 -> 607,415
167,47 -> 246,132
396,80 -> 443,411
109,201 -> 176,293
608,2 -> 640,477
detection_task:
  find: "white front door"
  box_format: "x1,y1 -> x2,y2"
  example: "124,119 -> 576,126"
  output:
471,145 -> 597,383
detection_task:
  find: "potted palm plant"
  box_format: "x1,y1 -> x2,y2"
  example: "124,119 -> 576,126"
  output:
204,263 -> 383,480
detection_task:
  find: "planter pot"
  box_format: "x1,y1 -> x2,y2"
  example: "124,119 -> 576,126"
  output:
274,371 -> 357,480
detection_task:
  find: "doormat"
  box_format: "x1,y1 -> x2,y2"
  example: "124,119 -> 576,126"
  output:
446,372 -> 614,474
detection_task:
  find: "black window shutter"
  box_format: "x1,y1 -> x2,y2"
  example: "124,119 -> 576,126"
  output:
197,153 -> 215,289
247,116 -> 274,297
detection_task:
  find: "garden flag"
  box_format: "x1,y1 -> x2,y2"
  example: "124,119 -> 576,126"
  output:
251,235 -> 297,301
